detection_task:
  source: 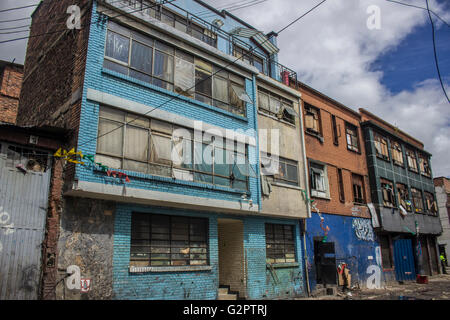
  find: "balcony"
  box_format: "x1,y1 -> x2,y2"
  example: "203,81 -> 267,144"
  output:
100,0 -> 298,87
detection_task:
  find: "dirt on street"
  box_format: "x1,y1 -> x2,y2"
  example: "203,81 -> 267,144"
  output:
299,274 -> 450,300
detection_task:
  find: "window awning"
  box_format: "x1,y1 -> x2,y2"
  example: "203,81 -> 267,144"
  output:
229,27 -> 280,55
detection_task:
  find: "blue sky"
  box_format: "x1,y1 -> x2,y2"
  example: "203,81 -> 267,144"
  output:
372,5 -> 450,95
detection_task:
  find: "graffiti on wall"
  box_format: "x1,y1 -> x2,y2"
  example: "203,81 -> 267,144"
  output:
366,265 -> 381,289
0,207 -> 15,253
66,265 -> 92,293
352,218 -> 375,242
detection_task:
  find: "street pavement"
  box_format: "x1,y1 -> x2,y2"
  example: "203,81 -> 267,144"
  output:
299,274 -> 450,300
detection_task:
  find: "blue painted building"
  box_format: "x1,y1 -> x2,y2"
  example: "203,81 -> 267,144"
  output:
19,0 -> 309,299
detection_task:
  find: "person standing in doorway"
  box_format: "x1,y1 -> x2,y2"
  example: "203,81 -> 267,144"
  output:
440,253 -> 447,274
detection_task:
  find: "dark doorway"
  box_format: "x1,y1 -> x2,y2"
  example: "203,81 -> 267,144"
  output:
314,239 -> 337,285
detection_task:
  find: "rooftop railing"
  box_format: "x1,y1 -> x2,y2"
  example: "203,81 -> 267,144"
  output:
101,0 -> 298,87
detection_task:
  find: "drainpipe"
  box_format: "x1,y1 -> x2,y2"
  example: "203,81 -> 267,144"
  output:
297,95 -> 311,296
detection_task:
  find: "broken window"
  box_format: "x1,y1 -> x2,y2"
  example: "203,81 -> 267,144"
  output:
233,45 -> 267,74
260,153 -> 298,186
265,223 -> 296,264
304,103 -> 321,135
391,140 -> 404,166
424,192 -> 437,215
411,188 -> 424,213
352,173 -> 365,204
397,183 -> 412,211
104,22 -> 244,115
331,115 -> 339,145
4,144 -> 49,172
257,88 -> 295,124
337,168 -> 345,203
406,149 -> 418,173
130,213 -> 208,267
374,133 -> 389,161
418,154 -> 431,177
345,123 -> 359,152
310,162 -> 327,197
381,178 -> 395,207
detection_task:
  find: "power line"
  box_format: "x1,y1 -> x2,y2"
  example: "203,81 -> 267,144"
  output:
425,0 -> 450,103
0,24 -> 30,31
385,0 -> 450,27
0,17 -> 31,24
200,1 -> 268,19
0,4 -> 38,13
197,0 -> 267,18
78,0 -> 328,148
0,0 -> 173,44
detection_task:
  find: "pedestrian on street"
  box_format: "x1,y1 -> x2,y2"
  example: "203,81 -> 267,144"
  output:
440,254 -> 447,274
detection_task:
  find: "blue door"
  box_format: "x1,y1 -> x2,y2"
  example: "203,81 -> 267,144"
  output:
393,239 -> 416,281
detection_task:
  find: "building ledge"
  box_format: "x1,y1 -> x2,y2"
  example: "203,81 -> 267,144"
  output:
267,262 -> 299,269
129,265 -> 212,273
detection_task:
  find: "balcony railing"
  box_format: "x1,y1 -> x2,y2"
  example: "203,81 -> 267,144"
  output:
100,0 -> 298,87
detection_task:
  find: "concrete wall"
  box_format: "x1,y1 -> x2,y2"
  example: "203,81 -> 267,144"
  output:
56,197 -> 116,300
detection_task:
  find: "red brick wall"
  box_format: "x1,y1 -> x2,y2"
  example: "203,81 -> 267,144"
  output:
16,0 -> 92,300
299,85 -> 371,218
0,64 -> 23,124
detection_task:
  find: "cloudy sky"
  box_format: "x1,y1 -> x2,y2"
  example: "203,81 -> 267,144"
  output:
0,0 -> 449,177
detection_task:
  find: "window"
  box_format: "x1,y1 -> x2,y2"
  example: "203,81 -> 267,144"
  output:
265,224 -> 296,264
374,133 -> 389,161
96,106 -> 250,190
411,188 -> 424,213
147,4 -> 217,47
346,123 -> 359,152
391,141 -> 403,166
381,179 -> 395,207
396,183 -> 412,211
304,103 -> 321,135
424,192 -> 437,215
337,168 -> 345,203
352,174 -> 365,204
104,22 -> 247,116
234,45 -> 267,74
331,115 -> 339,145
130,213 -> 208,267
3,143 -> 49,172
260,153 -> 299,186
406,149 -> 418,173
258,89 -> 296,125
309,162 -> 327,198
379,235 -> 393,269
418,154 -> 431,177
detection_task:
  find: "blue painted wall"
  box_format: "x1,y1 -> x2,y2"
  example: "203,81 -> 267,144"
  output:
75,1 -> 262,206
304,212 -> 381,290
112,204 -> 305,299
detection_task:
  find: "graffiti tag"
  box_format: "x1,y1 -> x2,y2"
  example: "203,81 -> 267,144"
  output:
66,265 -> 92,293
366,265 -> 381,289
352,218 -> 375,241
0,207 -> 15,253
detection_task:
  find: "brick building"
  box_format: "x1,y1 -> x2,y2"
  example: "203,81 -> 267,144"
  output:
434,177 -> 450,273
17,0 -> 309,299
297,82 -> 379,292
0,60 -> 23,124
360,108 -> 442,282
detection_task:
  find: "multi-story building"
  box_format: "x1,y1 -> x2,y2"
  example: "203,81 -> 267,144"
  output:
17,0 -> 309,300
297,82 -> 378,291
360,108 -> 442,282
0,60 -> 23,124
434,177 -> 450,272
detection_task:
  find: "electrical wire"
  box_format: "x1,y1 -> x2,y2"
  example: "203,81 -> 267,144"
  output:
425,0 -> 450,103
0,0 -> 174,44
0,4 -> 38,13
197,0 -> 266,17
385,0 -> 450,28
200,0 -> 268,19
78,0 -> 328,148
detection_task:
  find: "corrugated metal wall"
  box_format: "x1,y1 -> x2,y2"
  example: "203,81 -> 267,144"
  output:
0,142 -> 51,299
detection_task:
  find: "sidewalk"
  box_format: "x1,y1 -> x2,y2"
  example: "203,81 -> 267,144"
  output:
299,274 -> 450,300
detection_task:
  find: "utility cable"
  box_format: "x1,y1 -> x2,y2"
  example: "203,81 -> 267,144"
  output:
385,0 -> 449,28
0,0 -> 174,44
425,0 -> 450,103
78,0 -> 328,148
0,4 -> 38,13
198,0 -> 267,18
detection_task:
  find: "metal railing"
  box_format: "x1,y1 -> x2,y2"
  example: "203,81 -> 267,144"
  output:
101,0 -> 298,87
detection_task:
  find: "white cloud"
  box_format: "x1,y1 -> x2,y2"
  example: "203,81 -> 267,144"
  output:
203,0 -> 450,177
